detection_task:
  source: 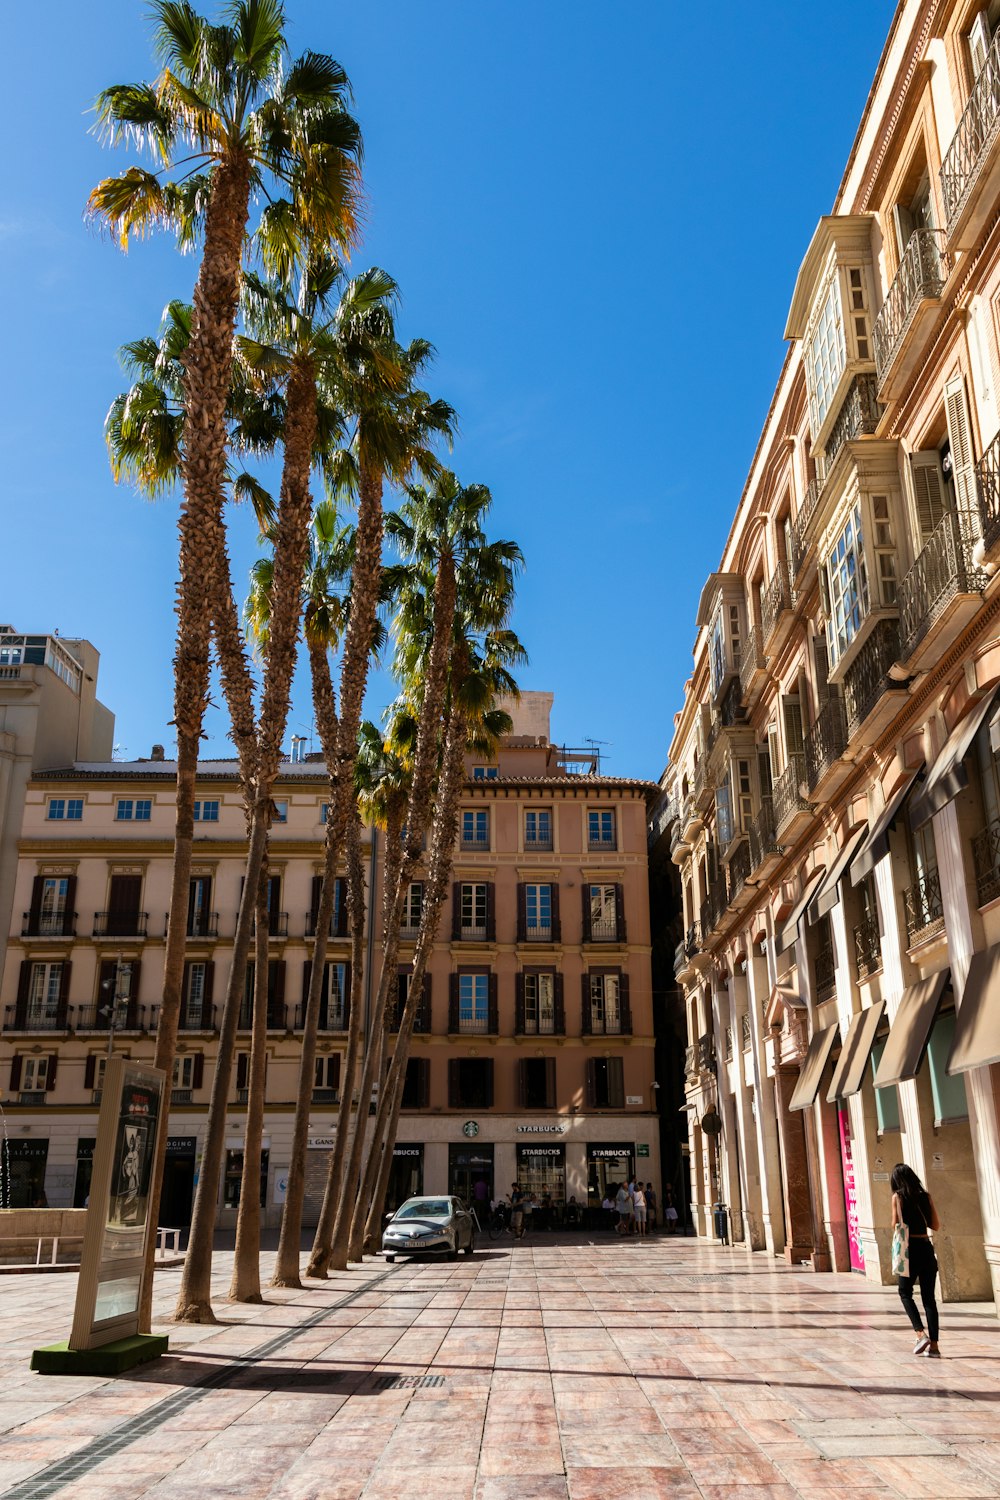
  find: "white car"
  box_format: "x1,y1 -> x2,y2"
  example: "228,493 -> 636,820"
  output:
382,1196 -> 476,1262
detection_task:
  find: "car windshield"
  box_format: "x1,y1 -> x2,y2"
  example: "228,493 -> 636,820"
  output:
395,1199 -> 450,1219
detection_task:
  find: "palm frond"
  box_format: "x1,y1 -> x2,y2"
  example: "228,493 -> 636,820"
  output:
229,0 -> 286,78
150,1 -> 204,74
87,168 -> 174,249
92,83 -> 175,159
283,51 -> 352,107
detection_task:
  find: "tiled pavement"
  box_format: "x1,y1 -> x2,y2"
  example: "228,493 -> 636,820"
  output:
0,1233 -> 998,1499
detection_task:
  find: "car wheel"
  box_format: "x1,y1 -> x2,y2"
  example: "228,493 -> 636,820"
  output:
464,1233 -> 475,1257
385,1254 -> 395,1263
448,1239 -> 459,1262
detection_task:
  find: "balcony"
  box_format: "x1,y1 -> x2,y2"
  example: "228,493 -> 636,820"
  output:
699,877 -> 728,938
940,27 -> 1000,249
188,912 -> 219,939
3,1005 -> 70,1033
790,478 -> 822,581
692,757 -> 712,814
588,918 -> 620,943
236,1004 -> 288,1032
460,830 -> 491,851
843,618 -> 906,742
93,911 -> 148,939
262,912 -> 289,939
387,997 -> 431,1033
761,561 -> 794,646
823,373 -> 881,475
813,934 -> 837,1001
583,999 -> 632,1037
739,623 -> 766,703
524,832 -> 553,852
305,910 -> 348,939
899,508 -> 987,668
853,914 -> 882,980
748,796 -> 779,872
728,839 -> 752,903
75,1003 -> 145,1033
696,1032 -> 716,1075
21,911 -> 76,938
459,923 -> 488,942
972,815 -> 1000,906
804,696 -> 849,796
293,1003 -> 349,1032
670,815 -> 690,864
976,427 -> 1000,557
773,753 -> 809,835
873,230 -> 947,398
904,868 -> 945,945
178,1006 -> 217,1032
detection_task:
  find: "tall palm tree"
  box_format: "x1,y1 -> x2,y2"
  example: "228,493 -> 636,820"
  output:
90,2 -> 361,1329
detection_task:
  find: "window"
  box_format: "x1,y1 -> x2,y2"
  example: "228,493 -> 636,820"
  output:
460,883 -> 488,939
402,882 -> 423,933
473,766 -> 499,780
847,267 -> 870,362
223,1148 -> 268,1209
805,273 -> 846,434
589,972 -> 621,1033
21,1055 -> 50,1093
115,799 -> 151,822
314,1054 -> 340,1096
0,646 -> 22,666
184,962 -> 207,1027
39,877 -> 69,933
587,1056 -> 625,1109
826,503 -> 869,664
325,962 -> 348,1030
27,962 -> 64,1026
188,876 -> 213,937
588,885 -> 618,941
193,800 -> 219,822
458,973 -> 489,1033
172,1055 -> 195,1089
272,799 -> 288,823
871,495 -> 897,606
401,1057 -> 430,1109
47,798 -> 83,821
523,972 -> 556,1034
710,610 -> 727,695
460,809 -> 489,848
735,759 -> 753,832
320,803 -> 330,824
519,1057 -> 555,1110
716,782 -> 733,847
587,809 -> 616,849
524,883 -> 552,940
448,1058 -> 493,1109
524,809 -> 552,848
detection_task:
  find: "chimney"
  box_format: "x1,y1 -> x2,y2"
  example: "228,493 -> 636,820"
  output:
151,744 -> 165,762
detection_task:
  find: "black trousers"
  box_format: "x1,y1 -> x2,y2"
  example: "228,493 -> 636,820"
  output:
898,1237 -> 939,1341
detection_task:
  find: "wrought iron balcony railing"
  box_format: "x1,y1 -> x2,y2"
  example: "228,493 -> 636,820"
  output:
972,814 -> 1000,906
853,914 -> 882,980
684,921 -> 702,957
904,868 -> 945,944
941,25 -> 1000,234
843,618 -> 901,736
22,911 -> 76,938
804,695 -> 848,791
899,508 -> 987,659
761,562 -> 793,642
748,796 -> 779,870
178,1006 -> 217,1032
976,426 -> 1000,554
873,230 -> 947,382
790,479 -> 822,577
813,935 -> 837,1000
823,373 -> 881,473
773,754 -> 808,832
3,1005 -> 71,1033
696,1032 -> 716,1072
670,816 -> 689,857
728,839 -> 751,902
93,911 -> 148,938
720,674 -> 745,727
739,623 -> 764,696
74,1003 -> 144,1032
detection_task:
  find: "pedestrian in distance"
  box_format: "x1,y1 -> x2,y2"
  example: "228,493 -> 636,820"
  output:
891,1162 -> 942,1357
615,1181 -> 632,1236
601,1189 -> 616,1231
510,1182 -> 526,1239
663,1182 -> 679,1234
645,1182 -> 658,1232
633,1180 -> 647,1237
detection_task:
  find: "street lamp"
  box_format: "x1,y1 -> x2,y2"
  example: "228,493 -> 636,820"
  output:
99,954 -> 131,1058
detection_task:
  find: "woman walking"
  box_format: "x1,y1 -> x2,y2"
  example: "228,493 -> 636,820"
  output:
891,1163 -> 941,1357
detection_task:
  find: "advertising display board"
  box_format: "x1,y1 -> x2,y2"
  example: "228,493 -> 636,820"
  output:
69,1056 -> 167,1351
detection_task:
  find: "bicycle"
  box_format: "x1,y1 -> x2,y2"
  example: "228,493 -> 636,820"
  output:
487,1201 -> 533,1240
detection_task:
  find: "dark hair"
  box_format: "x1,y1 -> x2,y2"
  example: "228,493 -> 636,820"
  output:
891,1163 -> 926,1200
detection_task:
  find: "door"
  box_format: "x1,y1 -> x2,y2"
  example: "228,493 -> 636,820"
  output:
386,1149 -> 424,1214
107,875 -> 141,936
448,1144 -> 494,1208
160,1152 -> 196,1228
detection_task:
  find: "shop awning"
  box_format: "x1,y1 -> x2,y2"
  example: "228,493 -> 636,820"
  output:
909,690 -> 1000,831
826,1000 -> 886,1101
872,970 -> 950,1088
775,869 -> 827,955
948,944 -> 1000,1074
850,767 -> 924,885
789,1024 -> 839,1111
807,824 -> 870,923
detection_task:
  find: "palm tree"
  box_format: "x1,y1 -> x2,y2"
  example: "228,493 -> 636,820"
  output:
91,4 -> 361,1328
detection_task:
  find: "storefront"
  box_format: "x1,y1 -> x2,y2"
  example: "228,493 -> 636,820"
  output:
160,1136 -> 197,1227
587,1140 -> 634,1207
0,1138 -> 49,1207
448,1142 -> 494,1204
386,1144 -> 423,1212
74,1137 -> 96,1207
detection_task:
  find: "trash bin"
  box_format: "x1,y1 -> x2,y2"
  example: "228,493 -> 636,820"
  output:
712,1201 -> 729,1245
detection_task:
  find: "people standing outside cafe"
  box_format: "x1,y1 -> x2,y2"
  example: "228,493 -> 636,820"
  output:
633,1180 -> 647,1237
615,1181 -> 632,1236
891,1163 -> 942,1357
663,1182 -> 679,1234
510,1183 -> 525,1238
645,1182 -> 657,1232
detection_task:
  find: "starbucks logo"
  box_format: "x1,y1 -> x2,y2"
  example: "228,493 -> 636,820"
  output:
462,1120 -> 479,1138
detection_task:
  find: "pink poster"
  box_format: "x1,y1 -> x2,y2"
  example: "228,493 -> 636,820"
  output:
838,1106 -> 865,1272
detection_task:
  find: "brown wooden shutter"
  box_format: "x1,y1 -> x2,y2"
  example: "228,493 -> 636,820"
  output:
452,884 -> 463,941
517,1058 -> 527,1109
582,883 -> 592,942
448,1058 -> 460,1108
192,1052 -> 205,1089
485,1059 -> 494,1108
56,961 -> 72,1029
516,883 -> 527,942
448,975 -> 460,1033
619,971 -> 632,1035
127,958 -> 142,1028
203,961 -> 215,1015
910,454 -> 947,540
585,1058 -> 596,1109
514,972 -> 525,1034
84,1054 -> 96,1090
236,1052 -> 249,1092
98,959 -> 117,1003
554,974 -> 565,1035
420,972 -> 432,1031
335,878 -> 349,937
342,962 -> 352,1031
310,874 -> 323,930
268,874 -> 281,921
46,1055 -> 58,1091
945,373 -> 978,514
15,961 -> 31,1027
608,1057 -> 625,1109
28,876 -> 44,932
417,1057 -> 430,1109
63,874 -> 77,935
181,961 -> 191,1028
615,885 -> 627,943
271,960 -> 286,1028
544,1057 -> 556,1109
581,972 -> 592,1034
9,1054 -> 22,1091
488,973 -> 498,1034
486,884 -> 496,942
302,960 -> 312,1008
330,1053 -> 342,1094
550,884 -> 561,943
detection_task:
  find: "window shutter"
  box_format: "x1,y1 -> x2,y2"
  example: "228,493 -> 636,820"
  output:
57,961 -> 72,1028
608,1057 -> 625,1109
84,1054 -> 96,1090
29,876 -> 44,931
9,1053 -> 23,1091
342,962 -> 352,1031
128,958 -> 142,1002
448,975 -> 460,1033
514,972 -> 525,1034
517,1058 -> 527,1109
236,1053 -> 249,1092
63,875 -> 77,934
448,1058 -> 460,1108
46,1055 -> 58,1091
910,453 -> 947,540
945,373 -> 977,517
615,885 -> 627,943
272,960 -> 286,1027
516,884 -> 527,942
268,874 -> 281,921
15,961 -> 30,1026
417,1057 -> 430,1109
581,972 -> 592,1034
488,973 -> 498,1034
98,960 -> 117,1019
544,1057 -> 556,1109
181,961 -> 191,1028
452,883 -> 462,941
554,974 -> 565,1034
203,960 -> 215,1010
302,960 -> 312,1008
486,884 -> 496,942
329,1053 -> 342,1094
310,874 -> 323,929
971,9 -> 992,75
782,697 -> 804,757
582,884 -> 592,942
585,1058 -> 596,1109
619,972 -> 632,1034
192,1052 -> 204,1090
335,878 -> 348,937
550,884 -> 561,943
420,972 -> 432,1031
485,1059 -> 494,1108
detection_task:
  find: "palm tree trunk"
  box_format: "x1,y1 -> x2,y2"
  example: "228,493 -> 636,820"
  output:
138,151 -> 252,1334
229,860 -> 269,1301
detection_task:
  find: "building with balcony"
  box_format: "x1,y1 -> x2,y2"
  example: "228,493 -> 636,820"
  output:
0,691 -> 659,1227
658,0 -> 1000,1318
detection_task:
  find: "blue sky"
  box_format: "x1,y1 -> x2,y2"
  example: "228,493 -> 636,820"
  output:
3,1 -> 896,778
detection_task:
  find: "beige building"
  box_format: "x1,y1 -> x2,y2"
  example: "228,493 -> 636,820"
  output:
661,0 -> 1000,1316
0,690 -> 659,1227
